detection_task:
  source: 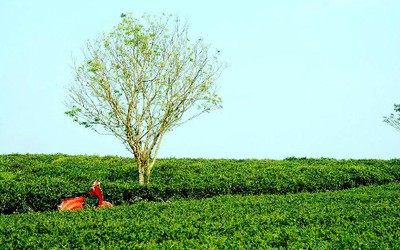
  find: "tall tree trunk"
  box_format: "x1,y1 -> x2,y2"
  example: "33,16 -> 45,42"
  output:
145,165 -> 151,185
143,134 -> 164,185
137,160 -> 145,185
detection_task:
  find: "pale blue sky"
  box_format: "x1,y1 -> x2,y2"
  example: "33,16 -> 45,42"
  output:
1,0 -> 399,159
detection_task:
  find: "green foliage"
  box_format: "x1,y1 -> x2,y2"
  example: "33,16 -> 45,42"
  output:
65,13 -> 227,184
1,184 -> 399,249
384,103 -> 400,131
0,154 -> 399,214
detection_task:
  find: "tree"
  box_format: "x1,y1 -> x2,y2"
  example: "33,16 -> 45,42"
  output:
65,13 -> 226,185
383,104 -> 400,132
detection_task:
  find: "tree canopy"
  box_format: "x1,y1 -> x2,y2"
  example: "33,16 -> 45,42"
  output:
65,13 -> 226,184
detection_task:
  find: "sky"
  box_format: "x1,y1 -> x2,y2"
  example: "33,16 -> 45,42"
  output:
1,0 -> 399,159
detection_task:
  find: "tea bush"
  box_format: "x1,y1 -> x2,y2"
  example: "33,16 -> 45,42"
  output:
1,183 -> 399,249
0,154 -> 399,213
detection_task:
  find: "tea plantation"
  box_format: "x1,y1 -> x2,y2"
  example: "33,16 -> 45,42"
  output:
0,154 -> 399,249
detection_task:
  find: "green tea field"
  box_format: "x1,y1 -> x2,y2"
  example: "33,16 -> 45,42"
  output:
0,154 -> 399,249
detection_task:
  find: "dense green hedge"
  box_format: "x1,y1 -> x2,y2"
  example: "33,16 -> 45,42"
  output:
1,184 -> 399,249
0,154 -> 399,213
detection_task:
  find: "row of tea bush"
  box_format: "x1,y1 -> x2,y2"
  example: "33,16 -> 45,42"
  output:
1,183 -> 399,249
0,154 -> 399,213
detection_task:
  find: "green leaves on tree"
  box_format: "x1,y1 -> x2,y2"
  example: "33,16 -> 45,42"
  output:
65,13 -> 227,185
